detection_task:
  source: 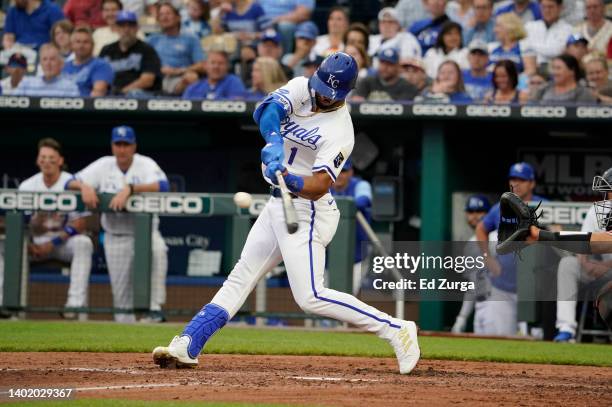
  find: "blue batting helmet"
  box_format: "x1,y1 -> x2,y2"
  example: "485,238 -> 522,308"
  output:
308,52 -> 358,102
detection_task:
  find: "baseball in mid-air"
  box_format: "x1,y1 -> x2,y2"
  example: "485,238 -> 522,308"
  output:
233,192 -> 253,208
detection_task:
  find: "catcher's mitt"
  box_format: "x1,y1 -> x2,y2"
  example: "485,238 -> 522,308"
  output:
596,281 -> 612,330
496,192 -> 542,255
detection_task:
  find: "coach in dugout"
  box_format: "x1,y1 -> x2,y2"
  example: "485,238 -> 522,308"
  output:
67,126 -> 169,323
19,138 -> 94,320
475,162 -> 547,336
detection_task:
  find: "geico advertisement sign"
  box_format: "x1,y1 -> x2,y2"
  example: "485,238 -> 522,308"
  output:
40,98 -> 84,109
359,103 -> 404,115
0,96 -> 30,108
539,205 -> 590,225
0,192 -> 78,211
412,104 -> 457,116
466,105 -> 512,117
147,99 -> 193,111
126,195 -> 204,214
520,106 -> 566,118
94,98 -> 139,110
200,101 -> 246,112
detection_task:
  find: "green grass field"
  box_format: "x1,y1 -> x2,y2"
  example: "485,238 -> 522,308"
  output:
0,321 -> 610,367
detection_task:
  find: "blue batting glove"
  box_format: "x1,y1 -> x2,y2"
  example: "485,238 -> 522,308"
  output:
265,161 -> 286,185
261,142 -> 284,166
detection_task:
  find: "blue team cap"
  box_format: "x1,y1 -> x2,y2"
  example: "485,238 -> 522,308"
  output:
378,48 -> 399,64
111,126 -> 136,144
116,10 -> 138,24
342,158 -> 353,171
508,162 -> 535,181
566,33 -> 588,47
465,194 -> 491,212
261,29 -> 281,45
295,21 -> 319,40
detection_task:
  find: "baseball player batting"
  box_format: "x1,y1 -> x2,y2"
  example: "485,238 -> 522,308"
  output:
67,126 -> 169,323
153,52 -> 420,374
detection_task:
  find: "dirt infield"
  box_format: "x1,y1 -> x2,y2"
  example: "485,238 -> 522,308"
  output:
1,352 -> 611,406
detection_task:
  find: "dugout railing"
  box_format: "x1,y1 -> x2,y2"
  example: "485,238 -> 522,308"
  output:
0,190 -> 359,318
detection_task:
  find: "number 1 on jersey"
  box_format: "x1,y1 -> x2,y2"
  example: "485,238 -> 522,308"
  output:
287,147 -> 298,165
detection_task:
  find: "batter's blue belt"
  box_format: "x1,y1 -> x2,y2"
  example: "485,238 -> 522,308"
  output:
270,186 -> 297,199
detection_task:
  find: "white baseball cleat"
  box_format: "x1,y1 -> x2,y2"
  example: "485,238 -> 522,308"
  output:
152,335 -> 198,369
389,320 -> 420,374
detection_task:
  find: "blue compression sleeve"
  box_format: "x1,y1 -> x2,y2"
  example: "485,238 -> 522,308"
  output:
253,100 -> 286,143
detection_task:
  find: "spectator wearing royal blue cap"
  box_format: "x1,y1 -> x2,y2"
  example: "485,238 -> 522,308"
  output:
100,10 -> 162,96
462,40 -> 493,102
217,0 -> 266,43
183,50 -> 246,100
331,159 -> 373,295
3,0 -> 65,50
301,54 -> 324,78
257,29 -> 294,80
409,0 -> 451,55
313,7 -> 349,58
351,48 -> 418,102
14,43 -> 80,97
63,26 -> 114,97
565,34 -> 589,64
258,0 -> 314,54
147,2 -> 205,95
282,21 -> 318,78
474,162 -> 547,336
463,0 -> 496,44
494,0 -> 542,24
1,53 -> 28,95
451,193 -> 492,333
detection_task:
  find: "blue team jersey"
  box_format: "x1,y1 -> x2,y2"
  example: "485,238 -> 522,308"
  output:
409,15 -> 449,55
330,177 -> 372,263
494,1 -> 542,22
462,70 -> 493,102
182,74 -> 246,100
63,58 -> 114,96
258,0 -> 314,19
222,3 -> 266,33
147,33 -> 205,68
4,0 -> 65,48
483,194 -> 547,293
489,43 -> 527,73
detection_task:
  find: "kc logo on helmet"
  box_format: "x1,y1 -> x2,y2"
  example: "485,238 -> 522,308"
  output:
327,74 -> 339,89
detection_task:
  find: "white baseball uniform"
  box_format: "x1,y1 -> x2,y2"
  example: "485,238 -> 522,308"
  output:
75,154 -> 168,323
210,77 -> 402,341
18,172 -> 94,312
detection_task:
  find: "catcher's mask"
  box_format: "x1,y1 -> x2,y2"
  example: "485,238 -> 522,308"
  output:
592,171 -> 612,231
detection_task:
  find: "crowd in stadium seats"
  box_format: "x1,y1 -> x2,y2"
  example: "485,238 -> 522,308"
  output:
1,0 -> 611,104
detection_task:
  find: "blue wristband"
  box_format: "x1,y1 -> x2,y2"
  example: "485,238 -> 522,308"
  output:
51,236 -> 63,247
284,173 -> 304,193
63,226 -> 78,236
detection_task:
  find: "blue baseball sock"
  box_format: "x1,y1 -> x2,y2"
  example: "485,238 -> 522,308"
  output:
181,303 -> 229,359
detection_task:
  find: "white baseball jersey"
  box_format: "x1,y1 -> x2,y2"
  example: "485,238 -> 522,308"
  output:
265,77 -> 354,187
19,171 -> 86,244
75,154 -> 168,234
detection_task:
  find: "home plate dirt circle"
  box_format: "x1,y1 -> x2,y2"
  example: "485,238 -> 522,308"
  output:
0,352 -> 610,406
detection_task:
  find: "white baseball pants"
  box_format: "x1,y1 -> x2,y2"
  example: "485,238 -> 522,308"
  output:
104,230 -> 167,323
211,196 -> 401,340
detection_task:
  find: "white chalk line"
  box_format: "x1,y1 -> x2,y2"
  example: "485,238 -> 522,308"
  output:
289,376 -> 380,383
2,367 -> 142,374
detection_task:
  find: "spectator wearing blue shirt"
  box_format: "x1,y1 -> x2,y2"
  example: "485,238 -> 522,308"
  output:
282,21 -> 318,78
218,0 -> 266,43
474,162 -> 547,336
463,0 -> 496,44
180,0 -> 211,39
3,0 -> 65,50
183,51 -> 246,100
63,27 -> 114,97
330,159 -> 372,295
462,40 -> 493,102
258,0 -> 314,54
148,2 -> 205,95
257,29 -> 294,80
14,43 -> 80,97
409,0 -> 450,55
494,0 -> 542,24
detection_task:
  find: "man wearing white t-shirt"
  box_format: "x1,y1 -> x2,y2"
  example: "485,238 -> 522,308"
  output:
368,7 -> 421,67
525,0 -> 573,66
19,138 -> 94,320
67,126 -> 169,323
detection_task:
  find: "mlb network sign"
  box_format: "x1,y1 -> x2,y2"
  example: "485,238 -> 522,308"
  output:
0,190 -> 211,215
